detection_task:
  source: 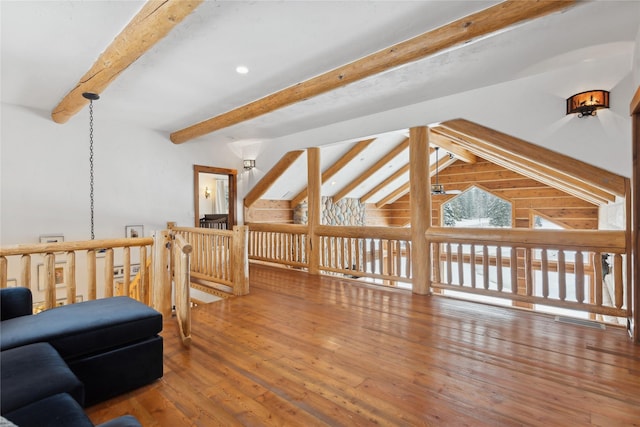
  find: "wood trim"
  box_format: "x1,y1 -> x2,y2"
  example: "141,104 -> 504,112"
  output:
193,165 -> 237,228
333,138 -> 409,203
169,1 -> 575,143
434,119 -> 624,200
632,99 -> 639,343
630,85 -> 640,115
52,0 -> 203,124
243,150 -> 304,208
290,138 -> 374,208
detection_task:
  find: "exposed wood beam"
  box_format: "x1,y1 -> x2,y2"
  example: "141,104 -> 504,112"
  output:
290,138 -> 374,208
332,138 -> 409,204
434,128 -> 613,205
52,0 -> 203,124
409,126 -> 431,295
429,132 -> 477,163
375,156 -> 456,208
376,182 -> 410,209
360,164 -> 410,204
170,0 -> 575,144
433,119 -> 625,201
243,150 -> 305,208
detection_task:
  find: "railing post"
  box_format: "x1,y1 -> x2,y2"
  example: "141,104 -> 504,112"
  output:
232,225 -> 249,295
307,147 -> 321,274
410,126 -> 431,295
151,230 -> 172,318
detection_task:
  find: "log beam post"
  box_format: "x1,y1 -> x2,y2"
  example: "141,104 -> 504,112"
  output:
410,126 -> 431,295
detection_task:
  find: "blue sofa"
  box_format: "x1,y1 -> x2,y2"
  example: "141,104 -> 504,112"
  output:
0,287 -> 163,425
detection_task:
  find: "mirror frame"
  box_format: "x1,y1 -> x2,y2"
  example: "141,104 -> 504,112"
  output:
193,165 -> 237,228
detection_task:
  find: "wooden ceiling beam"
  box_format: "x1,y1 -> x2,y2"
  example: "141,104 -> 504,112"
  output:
360,164 -> 410,204
289,138 -> 374,208
244,150 -> 305,208
170,0 -> 575,144
374,155 -> 456,207
332,138 -> 409,204
437,119 -> 626,198
51,0 -> 203,124
433,127 -> 613,205
429,132 -> 477,164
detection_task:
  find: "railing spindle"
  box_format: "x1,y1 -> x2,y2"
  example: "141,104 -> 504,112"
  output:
558,250 -> 566,301
541,249 -> 549,298
510,247 -> 517,294
575,251 -> 584,303
87,250 -> 97,300
44,253 -> 55,310
0,256 -> 7,288
457,243 -> 464,286
66,251 -> 76,304
483,245 -> 489,290
446,242 -> 452,285
470,244 -> 476,289
496,246 -> 503,292
614,254 -> 623,309
593,252 -> 603,306
21,255 -> 31,292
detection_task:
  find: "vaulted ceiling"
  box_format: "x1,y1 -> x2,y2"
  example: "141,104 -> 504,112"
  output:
1,1 -> 638,202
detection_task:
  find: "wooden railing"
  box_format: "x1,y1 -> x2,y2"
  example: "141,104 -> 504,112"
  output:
316,225 -> 412,284
168,223 -> 249,296
427,227 -> 629,317
248,223 -> 308,268
246,223 -> 630,318
0,237 -> 154,310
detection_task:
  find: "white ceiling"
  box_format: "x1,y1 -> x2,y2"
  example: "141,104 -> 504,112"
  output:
2,1 -> 640,203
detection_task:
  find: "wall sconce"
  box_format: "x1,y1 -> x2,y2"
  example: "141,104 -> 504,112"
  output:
204,186 -> 211,199
566,90 -> 609,118
243,159 -> 256,170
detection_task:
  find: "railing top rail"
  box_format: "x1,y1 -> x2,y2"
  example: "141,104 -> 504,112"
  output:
316,225 -> 412,241
426,227 -> 626,252
170,225 -> 234,237
173,234 -> 193,254
0,237 -> 154,257
247,223 -> 308,234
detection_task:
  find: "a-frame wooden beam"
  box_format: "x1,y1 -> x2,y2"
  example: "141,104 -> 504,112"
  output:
375,155 -> 456,208
289,138 -> 375,208
244,150 -> 305,209
170,0 -> 574,144
332,138 -> 409,204
433,119 -> 625,204
429,132 -> 477,164
52,0 -> 203,124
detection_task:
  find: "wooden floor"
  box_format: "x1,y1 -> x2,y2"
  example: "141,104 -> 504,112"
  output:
87,264 -> 640,426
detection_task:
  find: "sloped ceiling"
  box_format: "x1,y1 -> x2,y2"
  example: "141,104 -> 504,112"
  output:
1,1 -> 639,202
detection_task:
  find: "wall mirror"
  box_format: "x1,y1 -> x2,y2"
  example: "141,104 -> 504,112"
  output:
193,165 -> 237,229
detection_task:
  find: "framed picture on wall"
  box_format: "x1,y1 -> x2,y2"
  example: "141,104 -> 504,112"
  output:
125,225 -> 144,238
39,234 -> 64,244
37,262 -> 67,291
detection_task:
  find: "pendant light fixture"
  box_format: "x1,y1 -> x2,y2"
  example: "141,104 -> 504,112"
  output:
431,147 -> 445,195
430,147 -> 460,196
83,92 -> 99,240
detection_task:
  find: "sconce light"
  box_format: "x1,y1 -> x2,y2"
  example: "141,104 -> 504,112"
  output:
243,159 -> 256,171
566,90 -> 609,118
204,186 -> 211,199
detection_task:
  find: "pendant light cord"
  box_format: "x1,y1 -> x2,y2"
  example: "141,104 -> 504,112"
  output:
88,99 -> 95,240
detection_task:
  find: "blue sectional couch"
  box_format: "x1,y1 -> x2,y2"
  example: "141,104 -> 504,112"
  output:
0,287 -> 164,426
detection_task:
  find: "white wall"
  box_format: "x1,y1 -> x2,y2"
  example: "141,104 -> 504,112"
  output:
0,103 -> 240,246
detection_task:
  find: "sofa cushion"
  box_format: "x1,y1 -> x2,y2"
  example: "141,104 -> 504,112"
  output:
0,296 -> 162,359
97,415 -> 143,427
3,393 -> 94,427
0,287 -> 32,321
0,343 -> 84,414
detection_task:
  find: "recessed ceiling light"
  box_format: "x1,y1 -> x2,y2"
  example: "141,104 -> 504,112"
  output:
331,181 -> 337,186
236,65 -> 249,75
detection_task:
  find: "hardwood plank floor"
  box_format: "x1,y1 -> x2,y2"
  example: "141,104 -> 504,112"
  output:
87,264 -> 640,426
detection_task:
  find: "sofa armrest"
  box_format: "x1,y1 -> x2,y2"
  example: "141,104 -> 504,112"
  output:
1,287 -> 33,320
